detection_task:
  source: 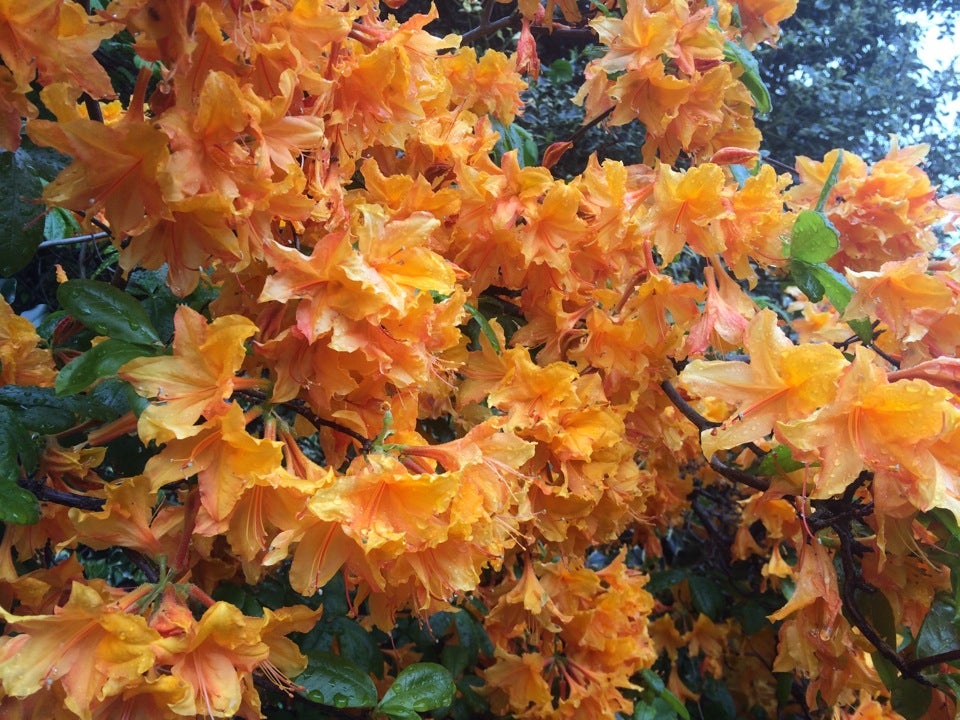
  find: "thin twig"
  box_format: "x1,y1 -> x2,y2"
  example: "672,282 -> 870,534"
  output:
660,380 -> 719,432
907,648 -> 960,673
460,0 -> 517,46
238,389 -> 373,453
18,478 -> 106,512
39,231 -> 111,249
835,527 -> 934,686
565,107 -> 614,148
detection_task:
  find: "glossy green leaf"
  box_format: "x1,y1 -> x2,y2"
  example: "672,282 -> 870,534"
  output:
0,406 -> 38,485
688,575 -> 723,621
815,150 -> 844,213
378,663 -> 456,715
0,479 -> 40,524
464,303 -> 501,354
58,280 -> 161,346
0,149 -> 46,277
295,651 -> 378,709
0,385 -> 117,432
808,263 -> 852,313
916,595 -> 960,659
723,41 -> 771,114
43,207 -> 82,242
56,339 -> 152,396
789,210 -> 839,264
789,259 -> 825,303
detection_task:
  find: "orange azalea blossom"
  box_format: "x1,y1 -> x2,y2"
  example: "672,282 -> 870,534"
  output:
846,254 -> 960,362
151,594 -> 271,718
144,403 -> 284,533
120,305 -> 262,444
482,553 -> 656,720
786,143 -> 946,271
776,346 -> 959,502
68,474 -> 183,557
0,297 -> 57,387
0,581 -> 160,718
680,309 -> 848,457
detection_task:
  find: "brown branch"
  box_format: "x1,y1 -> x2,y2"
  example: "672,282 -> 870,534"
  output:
238,389 -> 373,453
835,526 -> 934,686
18,478 -> 105,511
907,648 -> 960,673
460,0 -> 517,46
660,380 -> 719,432
660,380 -> 770,491
564,107 -> 614,148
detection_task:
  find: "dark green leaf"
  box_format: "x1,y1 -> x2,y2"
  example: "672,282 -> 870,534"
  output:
847,317 -> 874,344
331,616 -> 383,675
0,149 -> 46,277
891,678 -> 933,720
295,651 -> 378,709
58,280 -> 161,346
688,576 -> 723,621
916,595 -> 960,659
723,41 -> 771,114
815,150 -> 844,213
788,210 -> 839,264
0,406 -> 38,485
634,696 -> 683,720
0,480 -> 40,524
809,264 -> 852,313
43,207 -> 82,242
789,260 -> 825,302
546,58 -> 575,82
0,385 -> 117,432
378,663 -> 456,714
464,303 -> 501,354
56,339 -> 153,396
441,645 -> 472,678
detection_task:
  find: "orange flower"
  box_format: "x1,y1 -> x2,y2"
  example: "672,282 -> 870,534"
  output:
144,403 -> 284,532
152,597 -> 270,718
0,297 -> 56,387
0,582 -> 160,718
680,309 -> 848,457
777,346 -> 958,500
120,306 -> 261,444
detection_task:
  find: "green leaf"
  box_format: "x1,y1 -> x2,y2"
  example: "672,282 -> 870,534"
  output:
0,149 -> 46,277
295,651 -> 378,709
687,575 -> 723,621
634,696 -> 684,720
808,263 -> 852,313
56,339 -> 153,396
464,303 -> 501,354
0,386 -> 117,433
640,669 -> 689,720
789,260 -> 825,302
43,207 -> 82,242
546,58 -> 575,82
378,663 -> 456,715
0,479 -> 40,524
815,150 -> 844,213
916,595 -> 960,660
58,280 -> 161,346
0,406 -> 39,485
788,210 -> 839,264
847,317 -> 874,344
756,445 -> 804,476
723,41 -> 771,114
